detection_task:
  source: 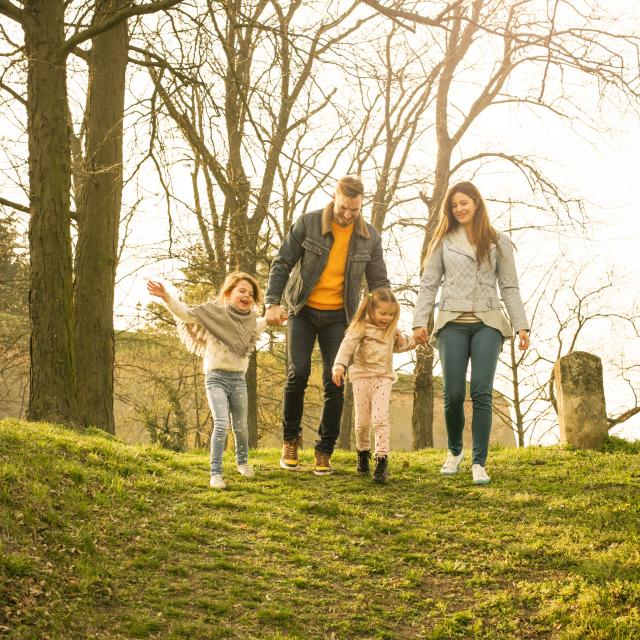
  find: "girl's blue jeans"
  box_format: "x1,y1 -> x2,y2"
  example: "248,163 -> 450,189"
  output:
438,322 -> 503,467
205,370 -> 249,475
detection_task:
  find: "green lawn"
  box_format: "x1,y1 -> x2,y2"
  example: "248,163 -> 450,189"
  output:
1,418 -> 639,639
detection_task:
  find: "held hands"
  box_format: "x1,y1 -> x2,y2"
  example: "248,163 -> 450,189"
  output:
413,326 -> 429,345
265,304 -> 288,327
147,280 -> 169,302
332,365 -> 345,387
518,330 -> 530,351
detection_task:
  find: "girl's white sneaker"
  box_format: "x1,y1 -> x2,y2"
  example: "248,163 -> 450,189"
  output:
209,474 -> 227,489
237,463 -> 255,478
472,464 -> 491,485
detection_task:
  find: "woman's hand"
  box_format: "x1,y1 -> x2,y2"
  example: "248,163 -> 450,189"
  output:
413,326 -> 429,345
147,280 -> 169,302
332,365 -> 345,387
518,329 -> 530,351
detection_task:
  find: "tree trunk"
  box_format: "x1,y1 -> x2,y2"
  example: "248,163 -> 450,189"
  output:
247,351 -> 258,448
75,0 -> 128,432
338,382 -> 354,449
25,0 -> 77,424
412,320 -> 435,449
509,337 -> 525,447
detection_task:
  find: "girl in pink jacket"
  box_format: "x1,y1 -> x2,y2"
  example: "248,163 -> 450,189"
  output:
332,288 -> 415,483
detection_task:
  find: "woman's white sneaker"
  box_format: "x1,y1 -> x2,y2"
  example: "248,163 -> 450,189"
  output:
209,474 -> 227,489
472,464 -> 491,485
440,450 -> 464,475
237,463 -> 255,478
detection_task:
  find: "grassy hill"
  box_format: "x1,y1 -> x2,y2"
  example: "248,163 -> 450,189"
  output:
1,419 -> 639,640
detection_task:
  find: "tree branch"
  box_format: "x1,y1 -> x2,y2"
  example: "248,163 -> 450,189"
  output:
0,80 -> 26,106
61,0 -> 184,56
0,196 -> 29,213
608,407 -> 640,430
0,0 -> 26,26
0,196 -> 78,221
360,0 -> 462,29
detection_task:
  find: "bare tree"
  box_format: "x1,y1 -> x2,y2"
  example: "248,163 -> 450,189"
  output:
364,0 -> 640,448
139,0 -> 373,443
74,0 -> 130,433
0,0 -> 184,426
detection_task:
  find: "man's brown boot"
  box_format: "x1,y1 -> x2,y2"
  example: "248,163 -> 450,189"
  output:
280,437 -> 300,470
313,450 -> 333,476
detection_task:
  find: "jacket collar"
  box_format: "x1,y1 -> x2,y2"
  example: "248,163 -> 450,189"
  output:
447,226 -> 476,260
321,201 -> 371,240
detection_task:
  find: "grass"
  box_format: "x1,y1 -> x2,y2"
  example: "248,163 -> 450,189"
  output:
1,419 -> 639,639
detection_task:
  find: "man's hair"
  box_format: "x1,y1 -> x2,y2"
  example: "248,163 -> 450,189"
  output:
336,175 -> 364,198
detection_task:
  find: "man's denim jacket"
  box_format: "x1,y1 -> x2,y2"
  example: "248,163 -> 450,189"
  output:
265,205 -> 390,321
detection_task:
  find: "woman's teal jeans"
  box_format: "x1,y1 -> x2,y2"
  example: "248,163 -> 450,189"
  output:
438,322 -> 503,466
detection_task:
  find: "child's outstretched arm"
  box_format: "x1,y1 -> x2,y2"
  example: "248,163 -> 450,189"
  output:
147,280 -> 199,324
147,280 -> 169,302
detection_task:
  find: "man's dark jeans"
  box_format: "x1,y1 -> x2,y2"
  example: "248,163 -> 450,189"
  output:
283,306 -> 348,455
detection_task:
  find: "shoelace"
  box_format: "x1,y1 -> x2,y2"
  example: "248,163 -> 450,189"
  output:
316,452 -> 329,467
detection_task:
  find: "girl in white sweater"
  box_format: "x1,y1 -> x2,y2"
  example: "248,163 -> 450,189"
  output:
148,272 -> 268,489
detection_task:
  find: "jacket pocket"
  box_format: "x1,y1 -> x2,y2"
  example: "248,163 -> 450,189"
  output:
351,250 -> 372,262
301,238 -> 325,277
302,238 -> 325,254
348,249 -> 372,287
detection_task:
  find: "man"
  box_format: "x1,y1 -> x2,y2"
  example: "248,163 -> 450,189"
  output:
265,175 -> 390,475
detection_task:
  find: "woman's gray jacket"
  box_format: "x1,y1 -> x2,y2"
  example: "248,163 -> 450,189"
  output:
412,230 -> 529,342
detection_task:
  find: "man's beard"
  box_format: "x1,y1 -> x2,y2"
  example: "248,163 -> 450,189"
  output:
335,211 -> 358,227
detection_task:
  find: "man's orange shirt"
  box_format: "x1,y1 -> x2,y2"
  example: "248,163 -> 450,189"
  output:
306,221 -> 354,310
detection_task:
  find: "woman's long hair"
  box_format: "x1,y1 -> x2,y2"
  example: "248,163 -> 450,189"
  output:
347,288 -> 400,339
424,182 -> 499,266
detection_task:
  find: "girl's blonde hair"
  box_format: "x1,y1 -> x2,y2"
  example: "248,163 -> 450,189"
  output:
217,271 -> 263,307
425,181 -> 499,267
348,288 -> 400,338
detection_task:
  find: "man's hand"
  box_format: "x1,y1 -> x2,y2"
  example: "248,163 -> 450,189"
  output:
332,365 -> 345,387
413,326 -> 429,345
147,280 -> 169,302
266,304 -> 287,326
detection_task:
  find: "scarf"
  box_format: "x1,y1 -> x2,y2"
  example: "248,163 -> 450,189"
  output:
176,301 -> 257,358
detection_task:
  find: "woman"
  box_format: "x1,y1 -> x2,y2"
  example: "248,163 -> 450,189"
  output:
413,182 -> 529,485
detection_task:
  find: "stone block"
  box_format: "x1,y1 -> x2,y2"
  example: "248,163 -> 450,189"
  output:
553,351 -> 608,450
